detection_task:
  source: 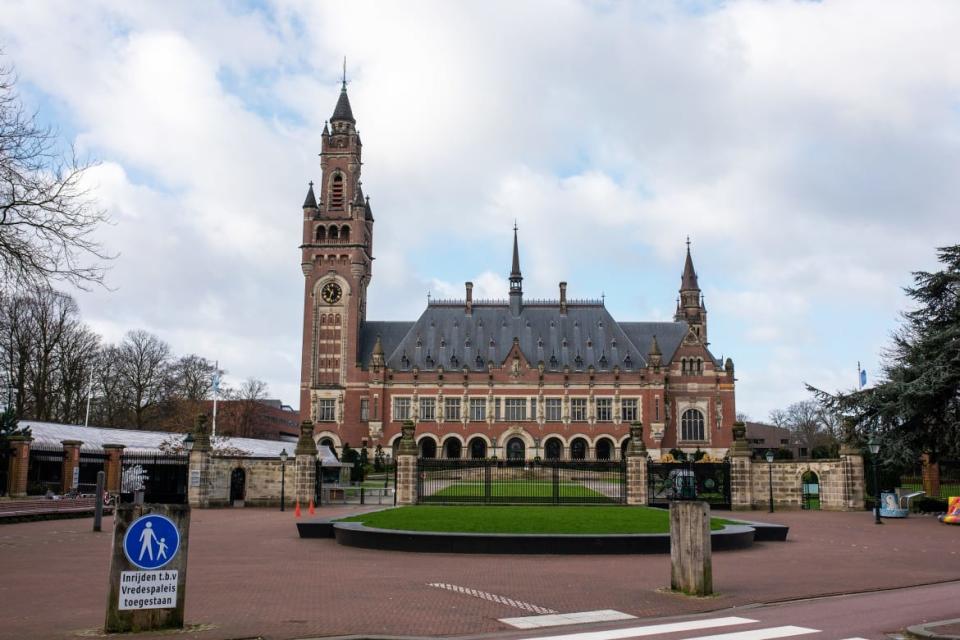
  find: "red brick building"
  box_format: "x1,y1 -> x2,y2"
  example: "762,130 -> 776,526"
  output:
298,83 -> 737,460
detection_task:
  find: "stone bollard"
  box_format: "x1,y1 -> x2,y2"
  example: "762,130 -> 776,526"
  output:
670,501 -> 712,596
625,422 -> 648,505
728,422 -> 753,510
61,440 -> 83,492
294,420 -> 318,506
6,435 -> 32,498
187,416 -> 211,509
395,420 -> 418,505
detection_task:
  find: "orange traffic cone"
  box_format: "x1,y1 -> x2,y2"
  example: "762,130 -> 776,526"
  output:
308,498 -> 316,515
294,499 -> 301,518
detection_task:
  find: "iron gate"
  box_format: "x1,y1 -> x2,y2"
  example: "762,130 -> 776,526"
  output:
417,457 -> 626,505
120,451 -> 188,504
647,460 -> 731,509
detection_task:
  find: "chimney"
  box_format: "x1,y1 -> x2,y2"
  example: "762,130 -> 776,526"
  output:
465,282 -> 473,315
559,281 -> 567,315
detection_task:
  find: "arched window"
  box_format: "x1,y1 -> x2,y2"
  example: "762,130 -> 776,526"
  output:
681,409 -> 705,441
595,438 -> 613,460
319,438 -> 337,459
570,438 -> 588,460
316,226 -> 326,242
506,437 -> 525,461
443,439 -> 462,459
469,437 -> 487,459
340,225 -> 350,242
329,225 -> 339,240
419,438 -> 437,459
330,173 -> 345,209
544,437 -> 563,460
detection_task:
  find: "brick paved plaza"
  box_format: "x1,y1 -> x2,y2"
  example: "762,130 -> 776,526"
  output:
1,508 -> 958,640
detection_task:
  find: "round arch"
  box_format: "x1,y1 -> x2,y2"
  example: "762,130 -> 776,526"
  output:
467,436 -> 488,459
543,436 -> 564,460
416,434 -> 439,458
504,437 -> 526,461
441,434 -> 465,459
569,436 -> 589,460
595,437 -> 615,460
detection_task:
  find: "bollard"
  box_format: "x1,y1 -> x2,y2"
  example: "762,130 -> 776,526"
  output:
360,487 -> 365,505
669,501 -> 713,596
94,470 -> 105,532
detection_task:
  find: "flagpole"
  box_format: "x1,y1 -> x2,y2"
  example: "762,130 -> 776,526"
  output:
84,369 -> 93,427
212,360 -> 219,438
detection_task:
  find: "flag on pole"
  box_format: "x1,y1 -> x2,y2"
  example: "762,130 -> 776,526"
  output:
860,368 -> 867,389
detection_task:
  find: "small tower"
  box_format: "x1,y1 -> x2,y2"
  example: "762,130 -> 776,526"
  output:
648,335 -> 662,370
508,224 -> 523,317
674,237 -> 707,342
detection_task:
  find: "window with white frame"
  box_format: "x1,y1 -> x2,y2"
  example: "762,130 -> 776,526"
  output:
529,397 -> 537,419
681,408 -> 706,441
393,397 -> 411,421
444,397 -> 461,421
317,398 -> 336,422
571,398 -> 587,422
469,398 -> 486,421
494,397 -> 502,421
596,398 -> 613,422
420,397 -> 436,421
545,398 -> 562,422
360,398 -> 369,421
504,398 -> 526,421
621,398 -> 638,423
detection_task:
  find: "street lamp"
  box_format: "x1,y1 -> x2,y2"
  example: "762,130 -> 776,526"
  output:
765,450 -> 775,513
279,448 -> 289,512
868,436 -> 882,525
183,433 -> 195,452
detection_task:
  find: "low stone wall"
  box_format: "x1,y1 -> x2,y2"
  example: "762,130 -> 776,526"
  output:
744,456 -> 863,511
205,456 -> 294,508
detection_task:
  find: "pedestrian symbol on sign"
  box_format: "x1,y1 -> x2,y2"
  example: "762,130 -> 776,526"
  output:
123,514 -> 180,570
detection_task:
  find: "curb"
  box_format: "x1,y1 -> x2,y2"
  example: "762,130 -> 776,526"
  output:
907,618 -> 960,639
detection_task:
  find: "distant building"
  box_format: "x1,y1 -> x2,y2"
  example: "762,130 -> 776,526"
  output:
744,422 -> 804,459
199,399 -> 299,441
296,83 -> 738,460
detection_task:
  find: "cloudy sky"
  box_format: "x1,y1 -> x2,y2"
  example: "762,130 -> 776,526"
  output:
2,0 -> 958,419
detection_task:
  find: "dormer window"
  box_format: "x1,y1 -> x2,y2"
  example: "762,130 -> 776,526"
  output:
475,355 -> 484,368
549,354 -> 558,369
574,354 -> 583,369
450,354 -> 459,368
599,354 -> 608,369
400,353 -> 410,369
623,354 -> 633,370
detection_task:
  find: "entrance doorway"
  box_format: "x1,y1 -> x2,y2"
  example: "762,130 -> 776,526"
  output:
801,470 -> 820,510
469,438 -> 487,459
506,437 -> 525,461
230,467 -> 246,506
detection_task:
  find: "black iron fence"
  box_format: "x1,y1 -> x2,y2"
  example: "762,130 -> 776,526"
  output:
647,460 -> 731,509
120,451 -> 189,504
417,457 -> 626,505
27,444 -> 64,495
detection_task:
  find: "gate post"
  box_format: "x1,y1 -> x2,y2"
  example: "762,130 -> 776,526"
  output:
187,415 -> 212,508
294,420 -> 318,507
61,440 -> 83,492
6,435 -> 32,498
728,422 -> 753,511
921,453 -> 939,499
839,444 -> 865,512
103,444 -> 126,494
625,422 -> 649,506
395,420 -> 418,505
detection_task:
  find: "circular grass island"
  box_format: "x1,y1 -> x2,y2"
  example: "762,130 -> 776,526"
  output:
299,506 -> 787,554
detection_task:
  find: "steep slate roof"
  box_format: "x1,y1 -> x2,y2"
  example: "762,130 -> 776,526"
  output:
365,303 -> 694,373
331,85 -> 355,123
302,181 -> 317,208
619,322 -> 688,364
358,321 -> 416,368
681,245 -> 699,290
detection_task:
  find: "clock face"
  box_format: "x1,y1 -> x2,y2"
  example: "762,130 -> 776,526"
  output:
321,282 -> 342,304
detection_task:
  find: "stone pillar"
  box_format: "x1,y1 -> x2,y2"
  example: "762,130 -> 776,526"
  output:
6,435 -> 32,497
921,453 -> 940,499
102,444 -> 126,494
294,420 -> 318,505
187,415 -> 212,508
395,420 -> 418,506
670,501 -> 713,596
728,422 -> 753,511
625,422 -> 649,506
839,443 -> 865,511
61,440 -> 82,492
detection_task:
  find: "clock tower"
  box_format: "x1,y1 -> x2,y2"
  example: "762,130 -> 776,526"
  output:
298,79 -> 374,423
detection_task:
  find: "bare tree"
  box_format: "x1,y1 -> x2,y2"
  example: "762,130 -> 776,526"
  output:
168,355 -> 217,401
0,57 -> 111,290
221,377 -> 270,438
768,408 -> 789,429
783,400 -> 823,453
116,330 -> 171,428
735,411 -> 751,423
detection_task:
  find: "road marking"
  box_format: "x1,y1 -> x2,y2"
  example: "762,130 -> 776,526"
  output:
685,626 -> 819,640
427,583 -> 557,614
526,616 -> 758,640
500,610 -> 636,629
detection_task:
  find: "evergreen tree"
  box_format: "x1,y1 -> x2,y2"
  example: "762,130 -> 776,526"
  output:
811,244 -> 960,464
373,444 -> 385,472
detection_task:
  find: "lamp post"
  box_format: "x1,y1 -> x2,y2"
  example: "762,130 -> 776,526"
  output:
183,433 -> 195,453
765,450 -> 775,513
279,448 -> 289,512
868,437 -> 882,525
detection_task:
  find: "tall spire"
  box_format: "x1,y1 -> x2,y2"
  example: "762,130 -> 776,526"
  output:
302,181 -> 317,209
681,236 -> 699,291
508,224 -> 522,316
331,58 -> 355,124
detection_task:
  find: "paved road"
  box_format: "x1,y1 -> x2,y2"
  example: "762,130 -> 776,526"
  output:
481,581 -> 960,640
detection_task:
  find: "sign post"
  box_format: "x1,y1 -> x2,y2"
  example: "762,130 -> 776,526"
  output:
105,503 -> 191,633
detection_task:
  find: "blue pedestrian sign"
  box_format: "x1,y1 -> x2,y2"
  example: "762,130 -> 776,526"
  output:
123,514 -> 180,570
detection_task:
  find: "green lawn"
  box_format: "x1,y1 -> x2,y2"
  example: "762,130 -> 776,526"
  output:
428,481 -> 609,500
338,506 -> 731,534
